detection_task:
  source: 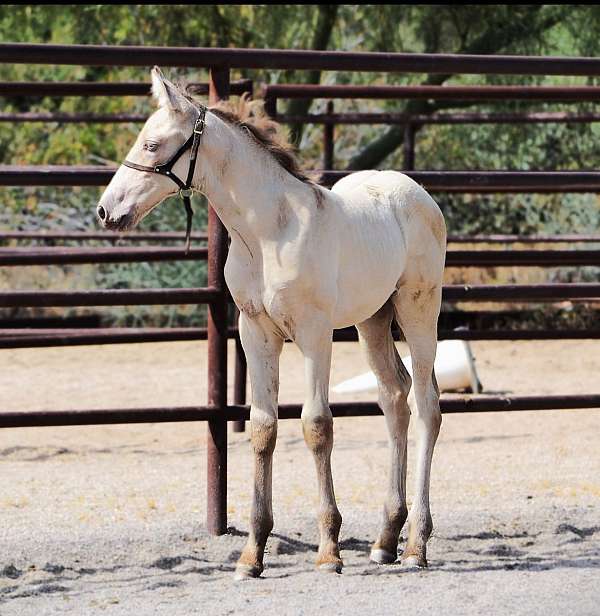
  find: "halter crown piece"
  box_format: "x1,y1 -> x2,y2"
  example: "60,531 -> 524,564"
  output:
123,104 -> 207,253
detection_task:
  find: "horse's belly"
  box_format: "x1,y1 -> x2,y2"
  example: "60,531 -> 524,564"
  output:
332,241 -> 406,329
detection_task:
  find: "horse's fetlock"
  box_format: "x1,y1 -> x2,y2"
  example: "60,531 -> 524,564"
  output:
320,506 -> 342,537
252,515 -> 273,547
386,500 -> 408,529
409,509 -> 433,545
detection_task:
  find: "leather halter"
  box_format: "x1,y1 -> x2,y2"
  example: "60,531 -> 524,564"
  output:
123,104 -> 207,253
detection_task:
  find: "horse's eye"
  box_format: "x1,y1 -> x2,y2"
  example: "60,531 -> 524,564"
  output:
143,142 -> 159,152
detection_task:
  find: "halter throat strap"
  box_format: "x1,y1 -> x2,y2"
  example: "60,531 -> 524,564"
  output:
122,105 -> 207,252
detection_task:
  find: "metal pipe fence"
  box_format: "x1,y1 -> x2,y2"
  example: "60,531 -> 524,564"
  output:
2,231 -> 600,244
0,79 -> 252,97
263,84 -> 600,102
3,166 -> 600,191
265,84 -> 600,170
2,247 -> 600,266
2,43 -> 600,539
2,394 -> 599,429
2,283 -> 600,308
2,326 -> 600,350
3,43 -> 600,74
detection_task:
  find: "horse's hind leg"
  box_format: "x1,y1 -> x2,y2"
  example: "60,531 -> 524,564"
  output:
392,281 -> 442,568
357,300 -> 412,564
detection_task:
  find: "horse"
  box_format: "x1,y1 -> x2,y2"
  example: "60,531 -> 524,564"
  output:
97,67 -> 446,579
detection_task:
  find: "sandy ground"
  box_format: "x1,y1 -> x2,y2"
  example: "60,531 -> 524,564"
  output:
1,339 -> 599,615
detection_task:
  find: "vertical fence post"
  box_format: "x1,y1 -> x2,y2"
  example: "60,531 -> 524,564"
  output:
403,121 -> 416,170
323,100 -> 335,170
206,65 -> 230,536
264,95 -> 277,119
232,307 -> 247,433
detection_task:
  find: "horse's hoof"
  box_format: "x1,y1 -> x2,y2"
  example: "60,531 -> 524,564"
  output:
402,554 -> 427,568
317,560 -> 343,574
370,548 -> 397,565
234,564 -> 263,580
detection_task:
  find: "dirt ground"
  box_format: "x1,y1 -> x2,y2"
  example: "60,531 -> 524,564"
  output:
1,339 -> 599,615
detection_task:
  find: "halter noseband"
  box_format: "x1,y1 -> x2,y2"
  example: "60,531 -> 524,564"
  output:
123,104 -> 207,253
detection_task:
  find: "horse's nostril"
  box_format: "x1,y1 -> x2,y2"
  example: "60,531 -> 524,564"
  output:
97,205 -> 106,221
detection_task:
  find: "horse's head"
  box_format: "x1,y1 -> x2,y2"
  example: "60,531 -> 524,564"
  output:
97,67 -> 200,231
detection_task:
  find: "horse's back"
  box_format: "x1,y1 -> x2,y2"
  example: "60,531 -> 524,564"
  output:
333,169 -> 446,259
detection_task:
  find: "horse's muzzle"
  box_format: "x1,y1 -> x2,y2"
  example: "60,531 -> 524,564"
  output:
97,206 -> 133,231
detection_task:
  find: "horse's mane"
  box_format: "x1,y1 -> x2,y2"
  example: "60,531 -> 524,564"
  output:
210,94 -> 318,184
184,88 -> 317,184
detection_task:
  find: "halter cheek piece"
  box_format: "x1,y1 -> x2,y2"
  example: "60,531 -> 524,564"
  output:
123,104 -> 207,253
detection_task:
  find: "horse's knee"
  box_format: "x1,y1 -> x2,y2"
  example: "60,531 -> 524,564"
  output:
250,412 -> 277,456
302,409 -> 333,456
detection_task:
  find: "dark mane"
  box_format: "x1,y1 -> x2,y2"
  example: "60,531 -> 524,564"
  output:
207,94 -> 318,184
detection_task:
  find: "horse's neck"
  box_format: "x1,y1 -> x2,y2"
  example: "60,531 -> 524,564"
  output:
195,116 -> 306,244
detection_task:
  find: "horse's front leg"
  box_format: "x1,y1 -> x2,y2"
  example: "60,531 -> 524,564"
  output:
295,311 -> 343,573
235,313 -> 284,580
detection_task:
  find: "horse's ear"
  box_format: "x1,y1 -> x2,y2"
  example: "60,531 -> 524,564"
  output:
151,66 -> 189,112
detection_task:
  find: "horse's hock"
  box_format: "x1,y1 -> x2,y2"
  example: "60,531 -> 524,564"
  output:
1,43 -> 599,549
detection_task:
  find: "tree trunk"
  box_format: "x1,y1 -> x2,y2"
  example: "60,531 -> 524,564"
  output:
287,5 -> 338,146
346,8 -> 564,171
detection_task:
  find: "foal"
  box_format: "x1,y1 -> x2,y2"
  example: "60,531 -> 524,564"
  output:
97,68 -> 446,578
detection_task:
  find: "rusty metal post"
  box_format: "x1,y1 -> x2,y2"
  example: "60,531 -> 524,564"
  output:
264,95 -> 277,118
206,66 -> 230,536
232,308 -> 247,433
323,100 -> 335,169
403,122 -> 416,170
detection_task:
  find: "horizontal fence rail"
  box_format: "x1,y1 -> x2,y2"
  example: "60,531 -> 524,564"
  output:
0,287 -> 219,307
2,284 -> 599,308
0,79 -> 252,97
446,234 -> 600,243
3,166 -> 600,192
2,394 -> 599,429
7,111 -> 600,126
3,43 -> 600,75
2,326 -> 600,349
0,246 -> 208,265
445,250 -> 600,267
0,165 -> 114,185
442,283 -> 600,301
2,247 -> 600,267
319,171 -> 600,192
0,112 -> 148,123
264,84 -> 600,101
2,231 -> 600,244
277,111 -> 600,125
0,231 -> 209,241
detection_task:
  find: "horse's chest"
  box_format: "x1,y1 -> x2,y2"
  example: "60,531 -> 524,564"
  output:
225,262 -> 263,320
225,247 -> 317,337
